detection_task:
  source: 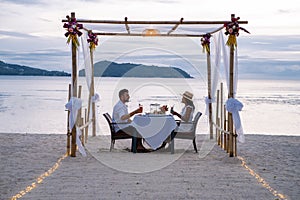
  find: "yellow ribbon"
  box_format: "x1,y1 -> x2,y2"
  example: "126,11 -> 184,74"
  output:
67,35 -> 80,49
202,44 -> 210,54
226,35 -> 237,48
89,42 -> 96,51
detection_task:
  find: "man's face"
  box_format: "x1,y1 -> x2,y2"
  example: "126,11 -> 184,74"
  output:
121,92 -> 130,103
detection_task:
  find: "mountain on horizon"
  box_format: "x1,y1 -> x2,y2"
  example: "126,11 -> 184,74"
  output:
0,61 -> 70,76
79,60 -> 193,78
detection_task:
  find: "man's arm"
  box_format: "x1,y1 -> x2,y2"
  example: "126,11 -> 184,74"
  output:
120,107 -> 142,121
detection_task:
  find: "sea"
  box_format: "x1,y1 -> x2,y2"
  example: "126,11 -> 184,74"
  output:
0,76 -> 299,136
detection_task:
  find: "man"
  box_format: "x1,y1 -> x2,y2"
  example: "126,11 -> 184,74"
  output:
112,89 -> 149,153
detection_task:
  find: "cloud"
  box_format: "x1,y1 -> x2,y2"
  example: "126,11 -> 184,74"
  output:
0,30 -> 38,39
277,9 -> 292,14
0,0 -> 299,79
0,0 -> 45,5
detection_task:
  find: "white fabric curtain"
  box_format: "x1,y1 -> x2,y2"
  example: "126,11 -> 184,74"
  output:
211,31 -> 222,98
81,31 -> 93,91
220,31 -> 244,142
80,31 -> 100,136
219,30 -> 239,97
64,36 -> 89,156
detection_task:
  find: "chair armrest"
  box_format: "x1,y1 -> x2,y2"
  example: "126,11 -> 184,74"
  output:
178,122 -> 194,125
111,122 -> 130,125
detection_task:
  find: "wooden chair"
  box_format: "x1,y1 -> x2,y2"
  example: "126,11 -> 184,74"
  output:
170,112 -> 202,154
103,113 -> 137,153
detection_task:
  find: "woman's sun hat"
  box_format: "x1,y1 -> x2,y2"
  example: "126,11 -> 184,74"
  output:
181,91 -> 194,101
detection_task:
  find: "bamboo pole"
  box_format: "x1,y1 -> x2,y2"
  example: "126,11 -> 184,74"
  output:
234,131 -> 237,157
77,85 -> 82,150
62,19 -> 248,25
80,117 -> 84,144
85,108 -> 88,144
224,105 -> 227,151
220,83 -> 224,148
228,15 -> 235,157
217,118 -> 221,145
167,18 -> 183,35
82,114 -> 85,145
124,17 -> 130,34
90,49 -> 96,137
94,32 -> 212,37
216,90 -> 220,142
70,12 -> 78,157
66,84 -> 71,155
206,44 -> 213,139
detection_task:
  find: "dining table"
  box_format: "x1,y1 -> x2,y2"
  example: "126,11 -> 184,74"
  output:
132,114 -> 177,150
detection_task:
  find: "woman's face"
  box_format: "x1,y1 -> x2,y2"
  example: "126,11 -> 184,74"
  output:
181,97 -> 186,104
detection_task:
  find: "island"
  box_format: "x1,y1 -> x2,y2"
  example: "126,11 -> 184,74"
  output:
0,61 -> 70,76
79,60 -> 193,78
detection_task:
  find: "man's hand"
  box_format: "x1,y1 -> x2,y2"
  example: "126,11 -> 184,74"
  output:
129,107 -> 142,117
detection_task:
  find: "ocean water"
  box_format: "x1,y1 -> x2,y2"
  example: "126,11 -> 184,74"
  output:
0,76 -> 299,136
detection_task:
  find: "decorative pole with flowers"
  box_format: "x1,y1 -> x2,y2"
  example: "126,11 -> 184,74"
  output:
87,30 -> 98,137
201,33 -> 214,139
224,14 -> 250,157
63,12 -> 83,157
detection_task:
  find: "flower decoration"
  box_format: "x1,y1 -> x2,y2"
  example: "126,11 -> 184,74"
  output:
160,105 -> 169,114
63,15 -> 83,49
87,30 -> 98,51
224,17 -> 250,48
201,33 -> 211,54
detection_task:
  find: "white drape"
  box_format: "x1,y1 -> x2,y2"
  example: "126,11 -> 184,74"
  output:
221,31 -> 244,142
65,97 -> 87,156
81,30 -> 100,131
225,98 -> 245,143
207,30 -> 245,143
76,127 -> 87,156
81,31 -> 93,91
211,31 -> 222,98
65,97 -> 82,132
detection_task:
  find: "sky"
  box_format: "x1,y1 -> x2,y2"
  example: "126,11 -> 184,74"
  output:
0,0 -> 300,79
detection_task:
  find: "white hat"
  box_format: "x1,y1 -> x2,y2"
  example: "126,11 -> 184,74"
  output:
181,91 -> 194,101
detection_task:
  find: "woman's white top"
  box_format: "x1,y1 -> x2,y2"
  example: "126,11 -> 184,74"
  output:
177,105 -> 194,132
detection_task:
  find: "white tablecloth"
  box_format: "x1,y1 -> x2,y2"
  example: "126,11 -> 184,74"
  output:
132,114 -> 177,150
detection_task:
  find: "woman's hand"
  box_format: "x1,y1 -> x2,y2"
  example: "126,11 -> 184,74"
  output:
170,107 -> 181,118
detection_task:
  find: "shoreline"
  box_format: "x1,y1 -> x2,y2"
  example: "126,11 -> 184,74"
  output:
1,132 -> 300,137
1,133 -> 299,199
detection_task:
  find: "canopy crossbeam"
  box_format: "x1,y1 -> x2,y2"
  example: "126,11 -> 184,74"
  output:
62,19 -> 248,25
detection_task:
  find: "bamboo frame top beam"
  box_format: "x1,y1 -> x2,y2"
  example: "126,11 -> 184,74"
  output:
167,18 -> 184,35
95,32 -> 206,37
94,25 -> 224,38
62,19 -> 248,25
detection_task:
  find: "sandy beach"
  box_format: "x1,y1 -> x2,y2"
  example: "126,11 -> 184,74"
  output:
0,133 -> 299,200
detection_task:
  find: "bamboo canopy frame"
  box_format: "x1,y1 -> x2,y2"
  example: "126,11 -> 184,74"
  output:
62,12 -> 248,157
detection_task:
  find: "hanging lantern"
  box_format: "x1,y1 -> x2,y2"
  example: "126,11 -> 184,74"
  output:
142,28 -> 160,36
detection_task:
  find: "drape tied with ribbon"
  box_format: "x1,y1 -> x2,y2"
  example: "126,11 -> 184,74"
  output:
65,97 -> 82,131
225,98 -> 245,143
65,97 -> 87,156
204,96 -> 215,116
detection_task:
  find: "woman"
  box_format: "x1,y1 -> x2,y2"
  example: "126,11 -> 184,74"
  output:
171,91 -> 195,131
158,91 -> 195,151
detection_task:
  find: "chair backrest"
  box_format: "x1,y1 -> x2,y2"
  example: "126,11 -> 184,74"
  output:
103,113 -> 116,135
191,112 -> 202,133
